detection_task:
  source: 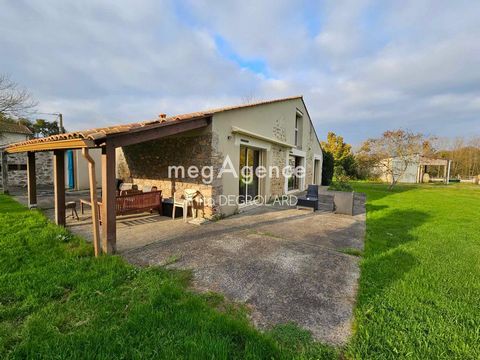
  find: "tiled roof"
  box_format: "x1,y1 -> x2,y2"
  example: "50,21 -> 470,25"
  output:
6,95 -> 302,150
0,121 -> 33,135
180,95 -> 302,117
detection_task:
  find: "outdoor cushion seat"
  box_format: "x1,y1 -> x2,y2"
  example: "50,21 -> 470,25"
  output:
142,185 -> 157,193
296,184 -> 319,211
119,183 -> 137,191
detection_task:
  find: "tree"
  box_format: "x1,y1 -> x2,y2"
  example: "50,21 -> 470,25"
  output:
321,151 -> 334,185
0,74 -> 36,116
0,116 -> 61,138
32,119 -> 61,137
321,132 -> 356,176
436,136 -> 480,179
358,129 -> 427,189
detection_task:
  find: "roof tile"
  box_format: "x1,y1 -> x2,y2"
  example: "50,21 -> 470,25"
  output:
6,95 -> 301,150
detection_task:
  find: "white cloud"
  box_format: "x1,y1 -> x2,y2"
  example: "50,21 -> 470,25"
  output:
0,0 -> 479,144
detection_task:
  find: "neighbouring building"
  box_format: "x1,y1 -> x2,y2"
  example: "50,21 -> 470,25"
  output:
0,122 -> 53,187
377,155 -> 452,184
0,122 -> 32,146
117,96 -> 323,217
0,122 -> 102,190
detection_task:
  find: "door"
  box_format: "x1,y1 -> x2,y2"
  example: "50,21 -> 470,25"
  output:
313,159 -> 321,185
239,145 -> 260,204
67,150 -> 75,189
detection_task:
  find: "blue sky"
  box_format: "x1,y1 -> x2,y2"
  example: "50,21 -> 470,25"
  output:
1,0 -> 479,145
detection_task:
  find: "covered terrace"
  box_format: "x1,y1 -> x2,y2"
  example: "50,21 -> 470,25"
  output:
2,114 -> 211,255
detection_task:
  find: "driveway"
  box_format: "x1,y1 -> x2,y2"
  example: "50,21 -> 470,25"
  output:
11,186 -> 365,344
124,196 -> 365,345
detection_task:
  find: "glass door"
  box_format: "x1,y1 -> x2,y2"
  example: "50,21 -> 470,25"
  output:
288,155 -> 301,191
239,145 -> 260,204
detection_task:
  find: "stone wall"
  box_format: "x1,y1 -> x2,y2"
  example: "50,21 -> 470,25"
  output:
270,144 -> 287,196
304,125 -> 316,184
0,152 -> 53,187
116,132 -> 221,218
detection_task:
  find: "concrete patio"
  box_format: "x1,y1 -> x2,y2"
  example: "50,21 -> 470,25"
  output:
11,186 -> 365,345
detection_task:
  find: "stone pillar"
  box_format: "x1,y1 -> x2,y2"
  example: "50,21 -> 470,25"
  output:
1,151 -> 8,194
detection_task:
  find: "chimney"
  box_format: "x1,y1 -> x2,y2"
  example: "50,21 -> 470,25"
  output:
159,113 -> 167,119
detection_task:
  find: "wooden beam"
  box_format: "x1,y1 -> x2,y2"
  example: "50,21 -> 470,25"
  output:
82,148 -> 101,257
1,151 -> 8,194
53,150 -> 66,226
6,139 -> 95,153
109,118 -> 209,148
101,143 -> 116,253
27,152 -> 37,208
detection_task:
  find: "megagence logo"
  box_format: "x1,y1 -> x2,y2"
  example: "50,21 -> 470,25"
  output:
168,155 -> 305,185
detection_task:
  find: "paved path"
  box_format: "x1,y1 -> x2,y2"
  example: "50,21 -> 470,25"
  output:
124,197 -> 365,345
11,186 -> 365,345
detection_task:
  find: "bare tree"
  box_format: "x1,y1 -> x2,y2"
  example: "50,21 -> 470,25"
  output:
358,129 -> 427,189
0,74 -> 37,116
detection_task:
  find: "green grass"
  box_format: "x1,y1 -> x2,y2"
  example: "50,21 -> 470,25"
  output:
348,183 -> 480,359
2,183 -> 479,359
0,195 -> 336,359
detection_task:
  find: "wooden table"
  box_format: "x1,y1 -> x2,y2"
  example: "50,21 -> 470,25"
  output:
80,198 -> 100,214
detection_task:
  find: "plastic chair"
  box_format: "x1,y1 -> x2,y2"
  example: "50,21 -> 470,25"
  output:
172,189 -> 199,222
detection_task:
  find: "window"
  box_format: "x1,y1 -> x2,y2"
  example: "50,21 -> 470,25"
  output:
0,164 -> 28,171
295,110 -> 303,149
287,155 -> 302,191
239,145 -> 261,204
294,117 -> 299,146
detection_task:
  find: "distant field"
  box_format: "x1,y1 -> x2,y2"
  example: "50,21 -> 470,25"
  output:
348,183 -> 480,359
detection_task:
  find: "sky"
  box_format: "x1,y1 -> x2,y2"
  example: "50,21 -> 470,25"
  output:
1,0 -> 479,145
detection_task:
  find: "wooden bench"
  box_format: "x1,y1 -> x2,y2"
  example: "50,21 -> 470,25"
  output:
98,190 -> 162,222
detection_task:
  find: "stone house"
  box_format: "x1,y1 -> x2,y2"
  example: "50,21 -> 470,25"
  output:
0,122 -> 53,187
117,96 -> 323,217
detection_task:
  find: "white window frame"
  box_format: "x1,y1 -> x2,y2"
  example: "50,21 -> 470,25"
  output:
285,149 -> 306,194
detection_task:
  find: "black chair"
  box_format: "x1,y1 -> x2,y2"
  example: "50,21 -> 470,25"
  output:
296,185 -> 319,211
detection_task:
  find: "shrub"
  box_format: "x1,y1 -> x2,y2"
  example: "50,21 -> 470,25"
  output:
329,180 -> 353,192
329,168 -> 353,192
322,151 -> 334,185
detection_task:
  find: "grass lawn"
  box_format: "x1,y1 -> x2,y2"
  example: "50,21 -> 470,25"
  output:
348,183 -> 480,359
1,183 -> 479,359
0,194 -> 335,359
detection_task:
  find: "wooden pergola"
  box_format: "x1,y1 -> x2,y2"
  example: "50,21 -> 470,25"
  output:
4,115 -> 211,255
418,156 -> 451,183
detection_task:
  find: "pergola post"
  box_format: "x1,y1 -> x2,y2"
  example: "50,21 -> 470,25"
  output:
27,151 -> 37,208
81,148 -> 101,257
101,143 -> 116,253
1,150 -> 8,194
53,150 -> 66,226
